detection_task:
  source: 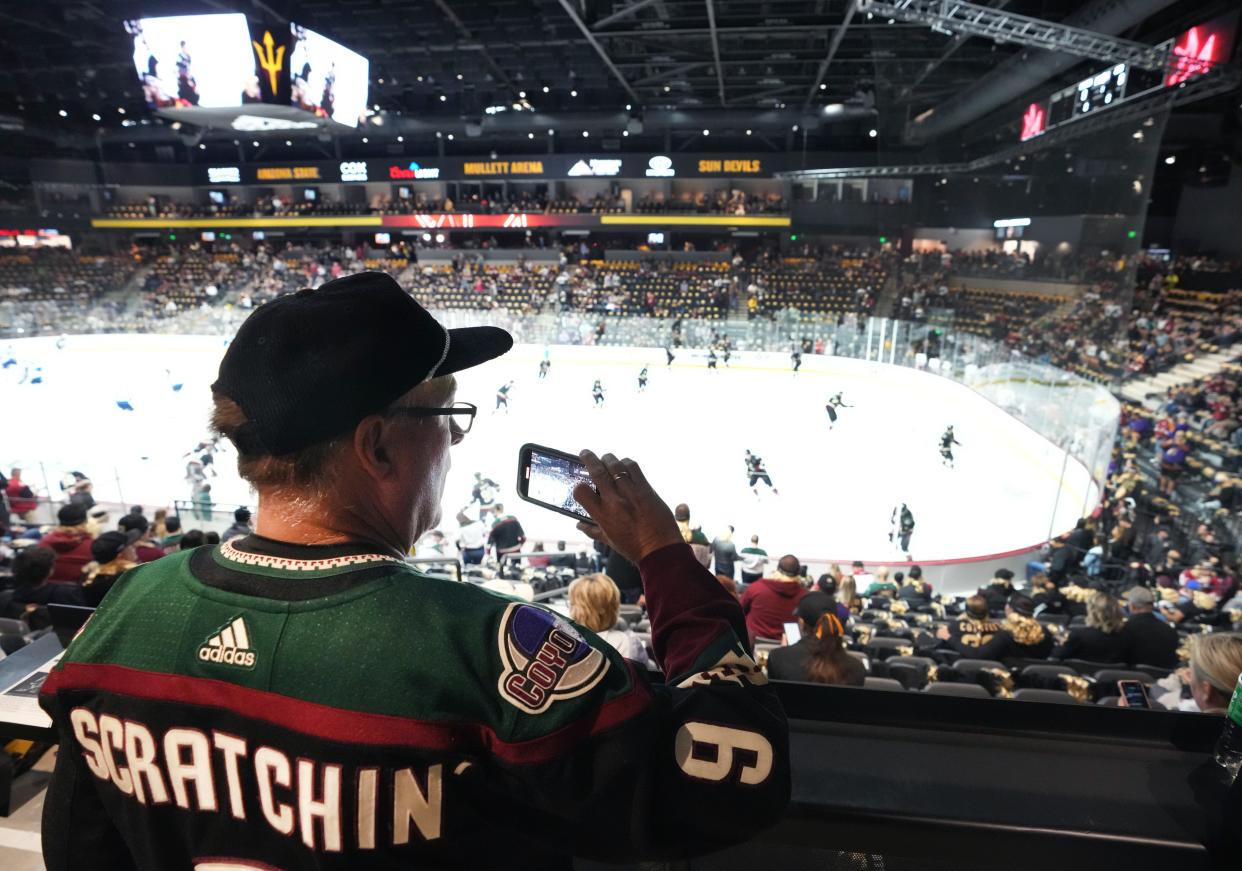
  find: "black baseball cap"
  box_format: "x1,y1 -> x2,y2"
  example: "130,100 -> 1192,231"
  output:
118,513 -> 149,534
57,502 -> 88,526
212,272 -> 512,456
92,529 -> 140,564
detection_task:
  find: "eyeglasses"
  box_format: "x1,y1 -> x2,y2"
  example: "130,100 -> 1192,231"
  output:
385,401 -> 477,434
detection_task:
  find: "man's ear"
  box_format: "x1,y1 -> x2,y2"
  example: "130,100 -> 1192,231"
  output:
353,415 -> 393,481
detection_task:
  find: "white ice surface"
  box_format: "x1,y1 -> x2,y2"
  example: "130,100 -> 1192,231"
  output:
1,334 -> 1097,563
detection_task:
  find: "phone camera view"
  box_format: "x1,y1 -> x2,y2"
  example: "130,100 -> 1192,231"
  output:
527,452 -> 594,518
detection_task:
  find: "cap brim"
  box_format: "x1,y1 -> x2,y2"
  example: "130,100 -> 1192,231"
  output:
436,326 -> 513,378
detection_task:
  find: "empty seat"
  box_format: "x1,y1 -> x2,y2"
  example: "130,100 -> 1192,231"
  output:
1017,664 -> 1080,687
866,637 -> 914,660
952,658 -> 1007,679
1013,689 -> 1084,704
863,677 -> 906,692
923,682 -> 992,699
1059,659 -> 1127,676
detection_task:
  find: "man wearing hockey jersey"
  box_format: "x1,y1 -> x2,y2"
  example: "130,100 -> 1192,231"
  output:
39,271 -> 790,871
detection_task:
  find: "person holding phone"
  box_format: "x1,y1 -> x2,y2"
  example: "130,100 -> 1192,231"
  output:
39,272 -> 788,871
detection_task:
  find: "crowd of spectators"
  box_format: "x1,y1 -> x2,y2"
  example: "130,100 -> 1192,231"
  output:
101,189 -> 788,220
0,493 -> 257,633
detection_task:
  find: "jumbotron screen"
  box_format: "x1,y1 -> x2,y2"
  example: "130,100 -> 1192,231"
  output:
125,15 -> 257,109
289,24 -> 369,128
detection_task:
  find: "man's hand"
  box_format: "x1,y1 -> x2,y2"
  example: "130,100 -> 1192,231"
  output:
935,625 -> 951,641
573,450 -> 683,565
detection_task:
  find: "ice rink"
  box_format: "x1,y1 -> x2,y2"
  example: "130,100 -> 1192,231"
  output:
2,334 -> 1099,563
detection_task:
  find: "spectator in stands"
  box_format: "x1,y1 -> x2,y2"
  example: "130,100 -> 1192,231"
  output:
1176,633 -> 1242,714
899,565 -> 933,606
766,592 -> 865,686
159,515 -> 183,549
1055,593 -> 1128,663
863,566 -> 898,598
838,575 -> 861,616
81,529 -> 140,606
192,481 -> 213,520
712,525 -> 738,580
675,503 -> 711,567
487,503 -> 526,558
455,507 -> 486,565
964,595 -> 1054,663
568,573 -> 649,667
850,560 -> 876,591
178,529 -> 205,550
221,506 -> 252,541
982,568 -> 1016,613
739,534 -> 768,585
938,594 -> 1000,653
526,542 -> 551,568
38,502 -> 95,583
549,540 -> 577,569
6,467 -> 37,520
118,513 -> 166,563
1121,586 -> 1179,668
4,546 -> 87,625
741,553 -> 809,642
1049,520 -> 1094,583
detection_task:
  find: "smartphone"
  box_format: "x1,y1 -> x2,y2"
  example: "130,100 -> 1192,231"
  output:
783,621 -> 802,645
517,443 -> 597,523
1118,679 -> 1150,709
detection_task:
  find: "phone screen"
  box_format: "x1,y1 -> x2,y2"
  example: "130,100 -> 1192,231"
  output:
1119,680 -> 1150,709
783,621 -> 801,645
522,447 -> 595,521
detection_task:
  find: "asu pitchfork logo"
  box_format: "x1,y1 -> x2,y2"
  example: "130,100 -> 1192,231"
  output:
253,31 -> 285,94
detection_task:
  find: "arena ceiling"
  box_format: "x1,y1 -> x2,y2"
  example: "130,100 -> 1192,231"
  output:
0,0 -> 1236,159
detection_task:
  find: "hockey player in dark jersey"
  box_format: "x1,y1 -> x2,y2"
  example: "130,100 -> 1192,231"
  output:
721,338 -> 732,367
665,346 -> 675,367
707,347 -> 718,370
538,358 -> 550,379
825,391 -> 852,429
637,366 -> 648,391
890,502 -> 915,558
744,450 -> 779,496
790,348 -> 802,374
494,380 -> 513,413
592,378 -> 606,407
940,425 -> 961,468
38,272 -> 790,871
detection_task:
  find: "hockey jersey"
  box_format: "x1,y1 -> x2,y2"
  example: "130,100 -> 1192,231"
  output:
39,535 -> 789,870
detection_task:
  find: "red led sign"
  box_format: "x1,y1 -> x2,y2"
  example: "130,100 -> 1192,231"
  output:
1019,101 -> 1047,141
1166,15 -> 1237,87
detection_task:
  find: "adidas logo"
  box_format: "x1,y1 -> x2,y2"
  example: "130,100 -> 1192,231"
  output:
198,616 -> 256,669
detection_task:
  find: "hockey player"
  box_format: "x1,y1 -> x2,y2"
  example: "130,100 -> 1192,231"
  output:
890,503 -> 915,558
825,392 -> 852,429
790,348 -> 802,375
744,450 -> 779,496
665,346 -> 675,368
637,367 -> 648,391
592,379 -> 606,407
538,358 -> 550,379
940,425 -> 961,468
494,380 -> 513,413
707,347 -> 718,370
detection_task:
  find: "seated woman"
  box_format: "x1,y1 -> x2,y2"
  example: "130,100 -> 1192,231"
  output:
1152,632 -> 1242,713
1055,592 -> 1128,663
766,592 -> 866,687
567,573 -> 649,667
